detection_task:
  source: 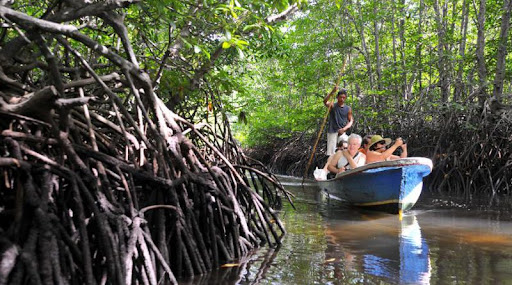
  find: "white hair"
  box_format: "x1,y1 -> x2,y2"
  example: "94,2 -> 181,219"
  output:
348,133 -> 362,144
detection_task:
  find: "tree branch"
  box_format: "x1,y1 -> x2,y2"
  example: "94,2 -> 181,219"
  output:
265,4 -> 299,24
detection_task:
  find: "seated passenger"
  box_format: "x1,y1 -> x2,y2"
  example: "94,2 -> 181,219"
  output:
358,134 -> 372,155
327,134 -> 366,175
365,135 -> 408,164
314,140 -> 348,180
323,140 -> 348,171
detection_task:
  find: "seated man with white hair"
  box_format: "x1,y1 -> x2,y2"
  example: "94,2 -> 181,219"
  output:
327,133 -> 366,175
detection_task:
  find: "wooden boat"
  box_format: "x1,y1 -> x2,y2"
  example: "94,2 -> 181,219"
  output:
317,157 -> 433,214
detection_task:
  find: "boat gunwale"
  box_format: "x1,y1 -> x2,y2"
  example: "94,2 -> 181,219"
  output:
317,157 -> 433,184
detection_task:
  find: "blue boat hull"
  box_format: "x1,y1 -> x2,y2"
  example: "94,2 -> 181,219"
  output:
317,157 -> 433,214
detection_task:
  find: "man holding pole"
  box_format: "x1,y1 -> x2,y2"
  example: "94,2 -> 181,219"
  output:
324,85 -> 353,155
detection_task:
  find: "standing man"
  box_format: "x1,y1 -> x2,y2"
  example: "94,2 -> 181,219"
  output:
324,86 -> 354,155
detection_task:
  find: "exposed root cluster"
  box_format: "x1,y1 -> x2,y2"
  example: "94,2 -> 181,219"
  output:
0,3 -> 289,284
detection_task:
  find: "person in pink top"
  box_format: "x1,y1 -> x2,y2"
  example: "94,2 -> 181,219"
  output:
365,135 -> 408,164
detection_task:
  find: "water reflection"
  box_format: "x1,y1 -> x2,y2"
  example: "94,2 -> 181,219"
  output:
178,247 -> 281,285
178,176 -> 512,284
399,216 -> 431,284
323,211 -> 431,284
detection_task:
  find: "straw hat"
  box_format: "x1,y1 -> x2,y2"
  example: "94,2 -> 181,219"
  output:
369,135 -> 392,149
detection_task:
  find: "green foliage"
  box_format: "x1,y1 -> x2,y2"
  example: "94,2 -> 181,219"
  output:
116,0 -> 305,124
14,0 -> 506,149
227,0 -> 512,148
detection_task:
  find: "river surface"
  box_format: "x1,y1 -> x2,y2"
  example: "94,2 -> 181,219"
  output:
179,175 -> 512,284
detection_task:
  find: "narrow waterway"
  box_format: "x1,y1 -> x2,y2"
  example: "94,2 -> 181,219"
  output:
179,175 -> 512,285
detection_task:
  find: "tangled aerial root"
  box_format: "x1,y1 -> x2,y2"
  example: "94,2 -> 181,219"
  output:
0,4 -> 290,284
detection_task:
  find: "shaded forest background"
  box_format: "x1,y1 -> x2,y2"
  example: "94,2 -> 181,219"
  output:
0,0 -> 512,284
239,0 -> 512,200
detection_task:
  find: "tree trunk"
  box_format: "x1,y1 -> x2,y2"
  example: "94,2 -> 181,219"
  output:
415,0 -> 424,94
453,0 -> 469,102
355,0 -> 374,89
391,0 -> 398,66
476,0 -> 488,108
373,1 -> 382,90
398,0 -> 408,100
391,0 -> 401,97
492,0 -> 512,103
433,0 -> 450,102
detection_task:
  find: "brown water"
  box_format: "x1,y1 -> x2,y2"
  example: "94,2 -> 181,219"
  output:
179,175 -> 512,285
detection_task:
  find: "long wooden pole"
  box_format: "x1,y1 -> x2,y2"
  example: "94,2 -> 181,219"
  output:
302,58 -> 347,185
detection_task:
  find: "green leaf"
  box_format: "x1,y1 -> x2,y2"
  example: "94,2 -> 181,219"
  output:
181,37 -> 193,49
234,39 -> 249,46
230,8 -> 238,19
201,47 -> 211,59
243,24 -> 261,32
